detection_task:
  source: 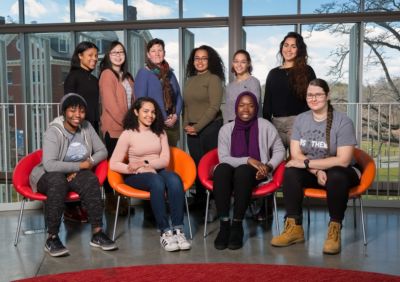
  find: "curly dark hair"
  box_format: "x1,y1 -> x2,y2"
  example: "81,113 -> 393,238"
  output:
231,49 -> 253,75
70,41 -> 98,71
100,41 -> 133,81
278,32 -> 310,100
123,97 -> 164,136
185,45 -> 225,82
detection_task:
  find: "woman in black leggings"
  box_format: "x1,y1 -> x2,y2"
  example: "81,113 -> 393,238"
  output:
213,91 -> 285,250
270,79 -> 360,255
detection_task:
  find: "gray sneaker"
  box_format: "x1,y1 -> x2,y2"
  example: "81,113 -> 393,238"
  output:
44,235 -> 69,257
90,231 -> 118,251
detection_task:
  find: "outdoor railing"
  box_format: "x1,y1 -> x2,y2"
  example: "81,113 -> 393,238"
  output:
0,102 -> 399,208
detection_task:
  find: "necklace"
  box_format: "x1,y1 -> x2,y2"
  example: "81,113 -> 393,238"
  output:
313,114 -> 327,122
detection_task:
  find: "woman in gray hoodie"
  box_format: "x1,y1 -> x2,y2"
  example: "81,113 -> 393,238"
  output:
30,93 -> 117,257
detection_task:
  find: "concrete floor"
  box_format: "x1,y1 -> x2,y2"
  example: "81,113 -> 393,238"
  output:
1,203 -> 400,281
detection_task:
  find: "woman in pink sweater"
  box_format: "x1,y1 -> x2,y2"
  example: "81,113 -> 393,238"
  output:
99,41 -> 134,215
109,97 -> 191,252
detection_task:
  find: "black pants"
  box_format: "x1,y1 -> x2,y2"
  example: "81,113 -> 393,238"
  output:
187,118 -> 223,199
213,163 -> 259,220
37,170 -> 103,235
283,166 -> 360,222
103,132 -> 118,194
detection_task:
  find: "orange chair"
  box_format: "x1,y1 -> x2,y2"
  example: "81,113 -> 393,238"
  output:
107,147 -> 196,241
198,148 -> 286,237
304,148 -> 376,245
12,149 -> 108,246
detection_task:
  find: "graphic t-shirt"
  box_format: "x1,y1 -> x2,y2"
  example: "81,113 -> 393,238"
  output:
291,110 -> 357,160
63,130 -> 88,162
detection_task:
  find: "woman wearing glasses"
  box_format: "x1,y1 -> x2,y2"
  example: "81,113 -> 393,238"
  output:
183,45 -> 225,214
271,78 -> 360,255
99,41 -> 134,215
134,38 -> 182,147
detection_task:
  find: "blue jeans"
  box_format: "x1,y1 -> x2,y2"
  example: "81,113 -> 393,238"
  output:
125,169 -> 185,232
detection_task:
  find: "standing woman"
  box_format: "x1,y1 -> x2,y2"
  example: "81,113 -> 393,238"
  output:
109,97 -> 191,252
183,45 -> 225,210
270,79 -> 360,255
63,41 -> 100,222
262,31 -> 316,148
223,49 -> 261,124
134,38 -> 182,146
261,32 -> 316,220
64,41 -> 100,133
99,41 -> 134,215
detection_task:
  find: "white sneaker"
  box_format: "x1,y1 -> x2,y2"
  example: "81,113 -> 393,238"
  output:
174,229 -> 191,250
160,230 -> 179,252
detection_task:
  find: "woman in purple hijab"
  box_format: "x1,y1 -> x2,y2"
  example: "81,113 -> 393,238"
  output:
213,91 -> 285,250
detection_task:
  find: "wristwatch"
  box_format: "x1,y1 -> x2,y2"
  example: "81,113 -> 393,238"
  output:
304,159 -> 310,169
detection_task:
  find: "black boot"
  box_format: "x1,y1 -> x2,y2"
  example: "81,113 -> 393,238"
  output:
228,220 -> 244,250
214,220 -> 231,250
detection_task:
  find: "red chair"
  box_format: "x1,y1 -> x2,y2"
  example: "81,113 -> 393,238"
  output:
198,148 -> 285,237
12,149 -> 108,246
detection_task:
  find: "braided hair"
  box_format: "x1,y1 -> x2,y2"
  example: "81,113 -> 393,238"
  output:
308,78 -> 333,153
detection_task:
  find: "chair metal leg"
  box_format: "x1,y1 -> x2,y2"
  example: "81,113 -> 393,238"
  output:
307,197 -> 311,226
112,195 -> 121,241
359,197 -> 367,245
14,198 -> 26,246
185,196 -> 193,240
203,190 -> 211,238
353,198 -> 357,228
273,193 -> 280,234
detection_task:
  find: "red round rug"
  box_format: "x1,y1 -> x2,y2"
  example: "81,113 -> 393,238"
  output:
16,263 -> 400,282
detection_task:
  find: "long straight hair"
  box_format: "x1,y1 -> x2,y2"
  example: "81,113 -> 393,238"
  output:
100,41 -> 133,81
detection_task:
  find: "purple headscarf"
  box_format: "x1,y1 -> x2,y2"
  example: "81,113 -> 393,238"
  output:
230,91 -> 261,161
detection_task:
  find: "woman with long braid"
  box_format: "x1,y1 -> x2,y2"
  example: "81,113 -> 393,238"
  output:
270,78 -> 360,255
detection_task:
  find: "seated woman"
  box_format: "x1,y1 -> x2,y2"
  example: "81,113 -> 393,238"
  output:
29,93 -> 117,257
270,78 -> 361,255
213,91 -> 285,250
109,97 -> 191,252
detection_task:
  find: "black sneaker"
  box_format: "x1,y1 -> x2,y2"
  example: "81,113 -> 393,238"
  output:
44,235 -> 69,257
90,231 -> 118,251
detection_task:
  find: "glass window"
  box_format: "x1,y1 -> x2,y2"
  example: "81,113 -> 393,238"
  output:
0,0 -> 19,23
302,0 -> 360,14
24,0 -> 70,24
243,25 -> 296,87
128,0 -> 178,20
183,27 -> 228,81
183,0 -> 228,18
243,0 -> 297,16
75,0 -> 123,22
362,22 -> 400,103
302,24 -> 352,101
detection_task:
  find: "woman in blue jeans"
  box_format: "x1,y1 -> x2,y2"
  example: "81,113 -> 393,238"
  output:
109,97 -> 191,252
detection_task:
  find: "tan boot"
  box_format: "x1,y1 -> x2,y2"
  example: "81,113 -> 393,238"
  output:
323,221 -> 341,255
270,218 -> 305,247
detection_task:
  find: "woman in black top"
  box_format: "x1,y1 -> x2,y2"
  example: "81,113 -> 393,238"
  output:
64,41 -> 100,133
63,41 -> 100,222
262,32 -> 316,148
259,32 -> 316,221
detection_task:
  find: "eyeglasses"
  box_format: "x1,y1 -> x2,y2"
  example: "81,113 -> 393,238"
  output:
194,57 -> 208,62
110,51 -> 125,56
306,93 -> 326,100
